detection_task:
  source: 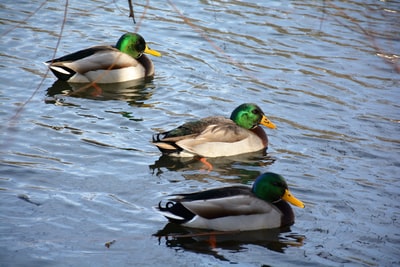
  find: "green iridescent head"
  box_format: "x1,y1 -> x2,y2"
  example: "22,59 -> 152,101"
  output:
252,172 -> 304,208
115,33 -> 161,59
229,103 -> 276,130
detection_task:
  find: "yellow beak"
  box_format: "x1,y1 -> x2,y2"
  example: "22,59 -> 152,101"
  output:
261,115 -> 277,129
282,189 -> 305,208
144,45 -> 161,57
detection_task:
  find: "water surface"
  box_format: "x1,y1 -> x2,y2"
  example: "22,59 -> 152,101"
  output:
1,0 -> 399,266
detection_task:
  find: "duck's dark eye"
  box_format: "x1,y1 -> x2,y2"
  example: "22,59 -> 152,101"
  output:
133,42 -> 145,53
273,181 -> 285,188
130,44 -> 143,57
252,109 -> 260,115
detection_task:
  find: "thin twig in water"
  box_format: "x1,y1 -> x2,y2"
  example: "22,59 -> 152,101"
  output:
327,3 -> 399,73
128,0 -> 136,23
0,0 -> 46,37
6,0 -> 69,128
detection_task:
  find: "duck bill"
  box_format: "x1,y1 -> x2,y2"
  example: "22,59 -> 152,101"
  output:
144,45 -> 161,57
260,115 -> 277,129
282,189 -> 305,208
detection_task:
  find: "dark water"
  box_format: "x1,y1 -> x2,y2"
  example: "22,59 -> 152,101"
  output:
1,0 -> 399,266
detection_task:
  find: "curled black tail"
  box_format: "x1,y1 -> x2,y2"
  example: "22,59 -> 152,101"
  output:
152,133 -> 183,154
48,65 -> 76,81
158,201 -> 195,224
152,132 -> 164,143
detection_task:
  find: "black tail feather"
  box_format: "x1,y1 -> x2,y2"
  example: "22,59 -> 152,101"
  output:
48,66 -> 76,81
158,201 -> 195,224
152,133 -> 164,142
152,133 -> 183,154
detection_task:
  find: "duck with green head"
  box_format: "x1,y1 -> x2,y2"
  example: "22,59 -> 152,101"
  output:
157,172 -> 305,231
45,33 -> 161,83
152,103 -> 277,160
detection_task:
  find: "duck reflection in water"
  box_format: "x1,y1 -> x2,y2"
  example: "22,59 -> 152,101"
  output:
45,78 -> 154,105
154,223 -> 304,262
149,149 -> 275,178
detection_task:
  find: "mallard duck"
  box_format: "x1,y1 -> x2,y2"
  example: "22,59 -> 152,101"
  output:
157,172 -> 305,231
45,33 -> 161,83
152,103 -> 276,159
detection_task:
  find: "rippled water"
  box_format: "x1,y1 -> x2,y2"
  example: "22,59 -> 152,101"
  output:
1,0 -> 399,266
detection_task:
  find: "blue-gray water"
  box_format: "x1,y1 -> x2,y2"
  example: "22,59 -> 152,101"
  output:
1,0 -> 399,266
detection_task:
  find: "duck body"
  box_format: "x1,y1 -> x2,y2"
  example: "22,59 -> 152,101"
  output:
157,172 -> 305,231
152,103 -> 276,158
45,33 -> 161,84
